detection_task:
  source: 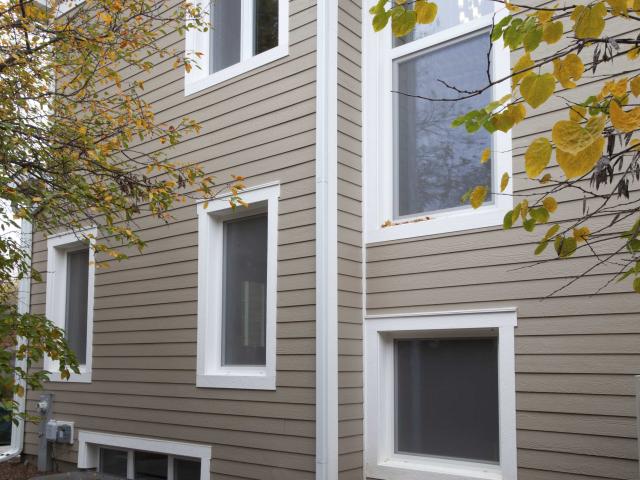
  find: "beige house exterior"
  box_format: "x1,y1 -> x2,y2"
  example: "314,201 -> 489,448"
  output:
10,0 -> 640,479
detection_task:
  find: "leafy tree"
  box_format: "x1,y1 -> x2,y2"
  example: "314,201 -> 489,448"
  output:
0,0 -> 243,421
371,0 -> 640,294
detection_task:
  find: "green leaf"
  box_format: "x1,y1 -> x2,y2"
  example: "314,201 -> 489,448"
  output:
535,239 -> 549,255
372,11 -> 390,31
503,210 -> 514,229
634,277 -> 640,293
523,217 -> 536,232
523,25 -> 543,52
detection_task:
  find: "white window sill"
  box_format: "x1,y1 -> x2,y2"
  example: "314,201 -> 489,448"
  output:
47,370 -> 92,384
366,203 -> 509,244
368,455 -> 503,480
196,372 -> 275,390
185,46 -> 288,96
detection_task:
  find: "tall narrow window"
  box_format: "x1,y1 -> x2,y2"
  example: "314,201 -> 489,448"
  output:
211,0 -> 241,73
222,214 -> 268,366
65,249 -> 89,364
185,0 -> 289,94
45,228 -> 96,383
197,183 -> 279,390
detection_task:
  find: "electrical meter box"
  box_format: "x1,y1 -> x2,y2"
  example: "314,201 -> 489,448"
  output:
45,420 -> 74,444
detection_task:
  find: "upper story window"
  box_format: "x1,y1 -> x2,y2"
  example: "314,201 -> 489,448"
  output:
364,1 -> 512,243
196,183 -> 279,390
45,228 -> 96,383
185,0 -> 289,95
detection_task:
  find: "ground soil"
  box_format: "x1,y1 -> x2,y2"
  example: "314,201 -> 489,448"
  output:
0,460 -> 40,480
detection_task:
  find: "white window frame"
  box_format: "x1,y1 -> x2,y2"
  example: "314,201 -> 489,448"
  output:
364,309 -> 517,480
44,228 -> 97,383
363,2 -> 512,243
196,182 -> 279,390
184,0 -> 289,95
78,430 -> 212,480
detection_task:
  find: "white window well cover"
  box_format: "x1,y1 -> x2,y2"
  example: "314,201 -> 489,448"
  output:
364,0 -> 512,242
44,227 -> 96,383
196,182 -> 279,390
364,309 -> 517,480
184,0 -> 289,95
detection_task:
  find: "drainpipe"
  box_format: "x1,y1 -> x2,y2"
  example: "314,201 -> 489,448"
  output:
0,220 -> 32,463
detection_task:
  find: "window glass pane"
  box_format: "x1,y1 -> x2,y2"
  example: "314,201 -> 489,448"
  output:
222,213 -> 268,366
65,249 -> 89,364
395,337 -> 499,463
100,448 -> 128,478
394,0 -> 494,47
254,0 -> 278,55
0,355 -> 12,446
211,0 -> 241,73
134,451 -> 167,480
394,33 -> 492,218
175,458 -> 201,480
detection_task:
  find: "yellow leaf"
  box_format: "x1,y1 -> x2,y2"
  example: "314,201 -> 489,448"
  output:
512,53 -> 535,89
500,172 -> 510,193
184,62 -> 192,73
480,147 -> 491,164
610,101 -> 640,132
629,47 -> 640,60
551,117 -> 603,154
415,0 -> 438,24
602,77 -> 628,98
98,11 -> 112,23
552,54 -> 584,89
571,3 -> 607,39
505,1 -> 520,12
573,226 -> 591,243
536,9 -> 554,23
607,0 -> 628,15
491,103 -> 526,132
569,105 -> 587,122
631,76 -> 640,97
520,73 -> 555,109
525,138 -> 552,178
543,196 -> 558,213
542,21 -> 563,44
556,137 -> 605,179
470,186 -> 488,209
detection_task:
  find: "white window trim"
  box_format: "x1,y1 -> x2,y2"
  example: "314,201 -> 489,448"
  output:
363,3 -> 512,243
196,182 -> 280,390
77,430 -> 212,480
44,227 -> 97,383
184,0 -> 289,96
364,308 -> 518,480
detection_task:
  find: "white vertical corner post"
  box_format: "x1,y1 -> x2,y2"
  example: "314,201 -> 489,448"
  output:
315,0 -> 339,477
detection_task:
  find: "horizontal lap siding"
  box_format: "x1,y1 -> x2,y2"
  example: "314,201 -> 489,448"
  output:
337,1 -> 363,478
25,1 -> 319,479
365,36 -> 640,480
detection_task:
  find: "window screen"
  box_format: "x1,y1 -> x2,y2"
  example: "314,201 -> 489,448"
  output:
174,458 -> 201,480
394,33 -> 492,218
65,249 -> 89,364
100,448 -> 128,478
221,213 -> 268,366
395,337 -> 499,463
254,0 -> 278,55
211,0 -> 241,73
134,451 -> 168,480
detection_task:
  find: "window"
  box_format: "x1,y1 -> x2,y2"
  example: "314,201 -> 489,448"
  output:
196,183 -> 279,390
364,1 -> 512,242
184,0 -> 289,95
78,431 -> 211,480
45,228 -> 96,383
364,310 -> 517,480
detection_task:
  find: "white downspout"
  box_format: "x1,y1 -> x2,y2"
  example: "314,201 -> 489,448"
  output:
315,0 -> 339,478
0,220 -> 31,462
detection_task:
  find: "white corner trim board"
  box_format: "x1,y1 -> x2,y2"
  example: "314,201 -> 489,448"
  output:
315,0 -> 339,477
77,430 -> 212,480
196,182 -> 280,390
44,227 -> 97,384
0,221 -> 31,463
364,308 -> 518,480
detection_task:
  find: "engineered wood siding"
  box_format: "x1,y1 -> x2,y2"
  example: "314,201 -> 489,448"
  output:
337,0 -> 364,477
364,21 -> 640,480
24,1 -> 320,478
